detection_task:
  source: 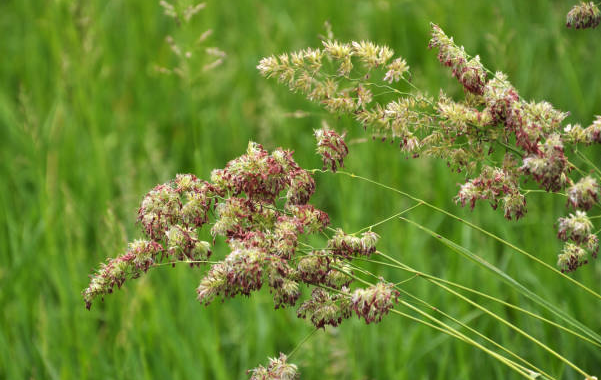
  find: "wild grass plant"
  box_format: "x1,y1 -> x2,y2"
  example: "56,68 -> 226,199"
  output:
80,3 -> 601,379
3,0 -> 601,379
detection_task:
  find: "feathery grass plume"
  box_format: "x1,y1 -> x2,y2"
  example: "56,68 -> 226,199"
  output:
260,23 -> 601,271
566,2 -> 601,29
248,353 -> 299,380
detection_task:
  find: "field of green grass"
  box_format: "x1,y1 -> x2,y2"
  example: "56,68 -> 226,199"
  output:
1,0 -> 601,378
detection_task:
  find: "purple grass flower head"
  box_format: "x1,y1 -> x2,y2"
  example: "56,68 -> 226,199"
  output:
248,353 -> 299,380
297,288 -> 353,329
351,281 -> 400,324
557,211 -> 594,244
455,165 -> 525,220
314,128 -> 348,172
286,169 -> 316,206
567,176 -> 600,210
521,134 -> 569,192
83,240 -> 163,309
566,2 -> 601,29
327,229 -> 380,258
429,23 -> 487,95
296,251 -> 353,289
584,116 -> 601,144
557,243 -> 591,273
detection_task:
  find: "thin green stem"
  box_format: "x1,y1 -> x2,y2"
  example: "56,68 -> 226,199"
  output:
575,149 -> 601,178
344,262 -> 555,379
315,168 -> 601,302
328,268 -> 540,378
370,252 -> 601,349
353,201 -> 423,234
397,216 -> 601,347
287,328 -> 319,359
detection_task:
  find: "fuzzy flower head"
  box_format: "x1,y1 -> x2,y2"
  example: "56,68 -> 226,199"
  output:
557,211 -> 594,243
297,287 -> 353,329
296,251 -> 353,289
521,134 -> 569,192
557,243 -> 592,273
314,128 -> 349,172
83,240 -> 163,309
567,176 -> 600,210
584,116 -> 601,144
327,229 -> 380,258
566,2 -> 601,29
351,281 -> 400,324
248,353 -> 299,380
429,23 -> 487,94
384,57 -> 410,83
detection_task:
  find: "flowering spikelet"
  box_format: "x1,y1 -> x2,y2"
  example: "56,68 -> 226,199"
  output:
507,101 -> 568,154
557,243 -> 593,273
196,247 -> 267,304
286,204 -> 330,234
166,225 -> 211,262
584,116 -> 601,144
351,41 -> 393,69
455,165 -> 525,220
327,229 -> 380,258
314,128 -> 348,172
557,211 -> 594,244
483,72 -> 519,122
567,176 -> 600,210
297,288 -> 353,328
351,281 -> 400,324
83,240 -> 163,309
296,251 -> 353,289
521,134 -> 569,192
217,142 -> 293,203
566,2 -> 601,29
429,23 -> 487,95
248,353 -> 299,380
286,169 -> 315,205
138,184 -> 183,240
383,57 -> 409,83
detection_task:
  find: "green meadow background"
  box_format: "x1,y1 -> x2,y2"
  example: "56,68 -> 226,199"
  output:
1,0 -> 600,378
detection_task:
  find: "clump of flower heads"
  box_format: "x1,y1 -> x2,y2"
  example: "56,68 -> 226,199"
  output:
85,141 -> 399,333
351,281 -> 400,324
248,353 -> 299,380
327,229 -> 380,258
259,23 -> 601,272
556,211 -> 599,272
314,128 -> 348,172
567,176 -> 600,210
566,2 -> 601,29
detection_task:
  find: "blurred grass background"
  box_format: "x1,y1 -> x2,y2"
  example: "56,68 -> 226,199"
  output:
1,0 -> 601,378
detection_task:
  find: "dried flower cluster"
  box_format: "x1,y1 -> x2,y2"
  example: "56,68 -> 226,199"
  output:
85,142 -> 399,333
259,23 -> 601,272
566,2 -> 601,29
